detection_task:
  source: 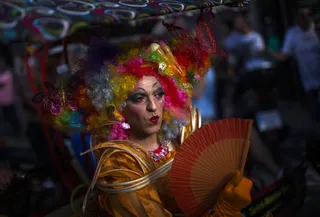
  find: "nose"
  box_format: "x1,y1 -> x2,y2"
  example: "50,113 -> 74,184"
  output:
146,98 -> 157,112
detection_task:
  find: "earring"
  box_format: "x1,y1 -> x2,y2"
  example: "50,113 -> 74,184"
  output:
122,122 -> 130,129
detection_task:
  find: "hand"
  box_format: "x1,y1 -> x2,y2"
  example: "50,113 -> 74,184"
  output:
0,165 -> 13,190
218,170 -> 253,211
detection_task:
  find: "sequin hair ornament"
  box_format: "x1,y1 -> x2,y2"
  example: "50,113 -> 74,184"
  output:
32,80 -> 87,132
32,11 -> 222,141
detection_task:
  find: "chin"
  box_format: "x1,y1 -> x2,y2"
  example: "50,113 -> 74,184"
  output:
144,125 -> 161,135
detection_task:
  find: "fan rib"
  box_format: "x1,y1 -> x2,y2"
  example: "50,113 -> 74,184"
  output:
171,118 -> 253,217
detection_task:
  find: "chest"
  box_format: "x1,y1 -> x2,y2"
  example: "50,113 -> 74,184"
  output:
293,32 -> 320,54
238,35 -> 257,48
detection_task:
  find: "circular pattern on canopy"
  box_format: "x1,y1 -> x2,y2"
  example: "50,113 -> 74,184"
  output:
0,0 -> 252,44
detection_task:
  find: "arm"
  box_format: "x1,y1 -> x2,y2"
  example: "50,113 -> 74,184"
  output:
269,30 -> 293,62
252,33 -> 266,55
270,52 -> 288,61
94,143 -> 172,217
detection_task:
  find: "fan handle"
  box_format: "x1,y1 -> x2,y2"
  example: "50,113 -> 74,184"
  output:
239,120 -> 253,174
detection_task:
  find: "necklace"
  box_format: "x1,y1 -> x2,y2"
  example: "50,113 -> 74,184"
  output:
149,142 -> 170,162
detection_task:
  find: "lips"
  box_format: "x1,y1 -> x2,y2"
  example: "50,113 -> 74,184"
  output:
149,115 -> 159,124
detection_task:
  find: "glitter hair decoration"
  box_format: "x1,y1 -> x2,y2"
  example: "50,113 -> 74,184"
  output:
33,11 -> 221,141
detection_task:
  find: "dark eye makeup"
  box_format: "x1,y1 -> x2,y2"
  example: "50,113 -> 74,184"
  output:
128,93 -> 145,103
154,88 -> 165,98
128,88 -> 165,104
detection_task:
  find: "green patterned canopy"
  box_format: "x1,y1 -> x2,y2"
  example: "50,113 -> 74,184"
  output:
0,0 -> 252,44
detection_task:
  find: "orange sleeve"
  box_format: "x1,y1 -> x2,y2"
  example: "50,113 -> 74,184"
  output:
95,147 -> 172,217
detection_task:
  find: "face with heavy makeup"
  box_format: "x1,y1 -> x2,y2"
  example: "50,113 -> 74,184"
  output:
122,76 -> 165,139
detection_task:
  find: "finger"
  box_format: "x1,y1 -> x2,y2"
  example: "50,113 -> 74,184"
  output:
227,170 -> 242,187
235,177 -> 253,191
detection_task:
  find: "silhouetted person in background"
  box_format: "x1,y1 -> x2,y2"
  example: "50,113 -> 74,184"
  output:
273,6 -> 320,123
224,14 -> 272,74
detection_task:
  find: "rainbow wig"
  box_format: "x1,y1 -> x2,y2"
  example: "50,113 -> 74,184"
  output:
32,14 -> 221,142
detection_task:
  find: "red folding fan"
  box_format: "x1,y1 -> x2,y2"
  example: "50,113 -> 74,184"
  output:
171,118 -> 253,217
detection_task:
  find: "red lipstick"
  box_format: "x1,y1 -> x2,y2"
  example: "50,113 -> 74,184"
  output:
149,115 -> 159,124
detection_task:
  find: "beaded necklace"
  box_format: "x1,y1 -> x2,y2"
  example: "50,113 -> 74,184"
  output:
149,141 -> 170,162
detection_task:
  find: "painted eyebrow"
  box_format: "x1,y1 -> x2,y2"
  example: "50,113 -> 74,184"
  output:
152,82 -> 159,88
136,82 -> 160,91
136,87 -> 146,92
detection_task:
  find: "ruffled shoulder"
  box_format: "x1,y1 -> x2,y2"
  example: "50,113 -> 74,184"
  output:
95,141 -> 155,174
85,140 -> 175,195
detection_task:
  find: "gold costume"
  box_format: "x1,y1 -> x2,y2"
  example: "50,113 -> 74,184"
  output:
84,106 -> 245,217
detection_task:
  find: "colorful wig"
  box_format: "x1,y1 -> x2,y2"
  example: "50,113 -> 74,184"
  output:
32,12 -> 222,142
